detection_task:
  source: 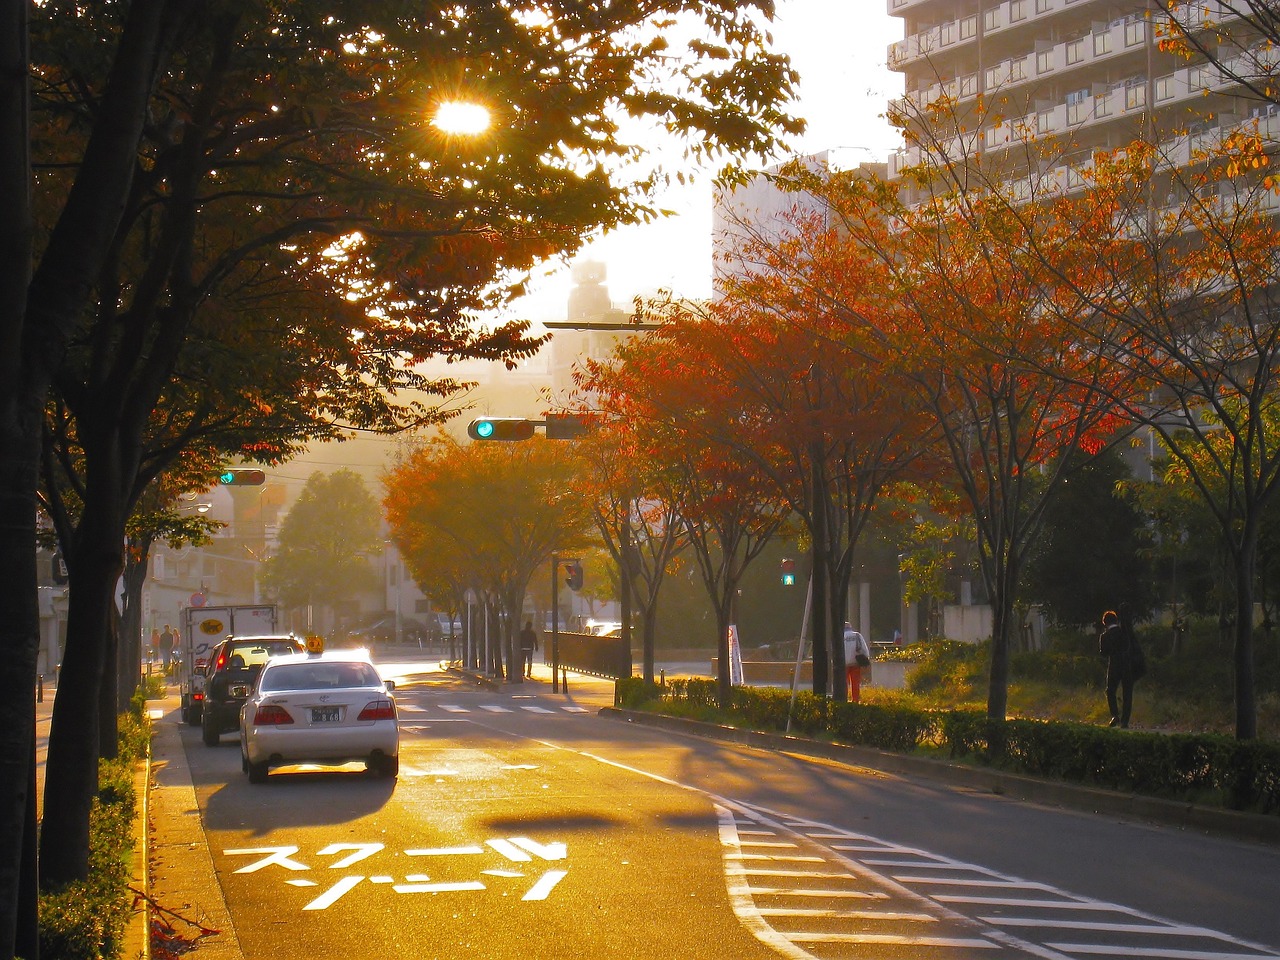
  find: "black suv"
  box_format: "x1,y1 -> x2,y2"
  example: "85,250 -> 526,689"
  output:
201,635 -> 304,746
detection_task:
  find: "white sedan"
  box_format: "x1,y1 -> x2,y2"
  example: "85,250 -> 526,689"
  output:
239,649 -> 399,782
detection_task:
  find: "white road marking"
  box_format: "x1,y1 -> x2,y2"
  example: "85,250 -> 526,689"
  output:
785,932 -> 998,948
737,868 -> 857,880
757,907 -> 935,921
406,846 -> 485,856
479,705 -> 513,713
285,879 -> 317,887
520,706 -> 555,714
303,875 -> 363,910
487,838 -> 532,862
317,843 -> 384,869
1046,947 -> 1277,960
392,880 -> 486,894
225,846 -> 309,873
438,705 -> 469,713
562,706 -> 590,713
748,887 -> 887,899
509,837 -> 567,861
501,764 -> 539,770
522,870 -> 568,901
726,853 -> 827,862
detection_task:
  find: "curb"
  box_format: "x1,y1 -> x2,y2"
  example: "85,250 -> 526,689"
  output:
600,706 -> 1280,848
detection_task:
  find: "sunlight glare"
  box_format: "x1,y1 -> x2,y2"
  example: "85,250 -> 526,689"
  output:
433,101 -> 491,136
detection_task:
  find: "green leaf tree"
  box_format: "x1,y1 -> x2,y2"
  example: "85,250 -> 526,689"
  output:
261,470 -> 382,625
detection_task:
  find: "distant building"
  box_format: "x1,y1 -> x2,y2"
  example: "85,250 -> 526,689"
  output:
547,260 -> 633,398
886,0 -> 1277,207
712,153 -> 887,299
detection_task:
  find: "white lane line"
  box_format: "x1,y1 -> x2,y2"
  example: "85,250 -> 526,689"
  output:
864,859 -> 1003,874
757,907 -> 936,921
725,854 -> 828,863
937,896 -> 1134,910
987,918 -> 1232,936
896,876 -> 1056,890
738,841 -> 800,848
1047,946 -> 1279,960
717,806 -> 824,960
737,868 -> 857,880
748,887 -> 888,900
786,932 -> 998,948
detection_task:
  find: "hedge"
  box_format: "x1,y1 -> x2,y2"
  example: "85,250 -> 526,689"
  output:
37,706 -> 150,959
615,677 -> 1280,815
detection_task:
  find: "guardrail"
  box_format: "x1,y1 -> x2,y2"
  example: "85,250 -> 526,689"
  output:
554,632 -> 632,680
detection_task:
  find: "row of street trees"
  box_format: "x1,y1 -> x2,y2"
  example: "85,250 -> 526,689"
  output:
559,11 -> 1280,743
0,0 -> 805,953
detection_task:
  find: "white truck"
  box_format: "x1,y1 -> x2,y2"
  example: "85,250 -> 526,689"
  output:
178,603 -> 278,724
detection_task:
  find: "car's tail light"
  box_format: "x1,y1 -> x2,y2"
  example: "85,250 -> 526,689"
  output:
193,692 -> 204,702
357,700 -> 395,721
252,704 -> 294,725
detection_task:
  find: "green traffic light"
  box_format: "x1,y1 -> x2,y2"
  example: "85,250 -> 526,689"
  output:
475,420 -> 495,439
219,471 -> 235,484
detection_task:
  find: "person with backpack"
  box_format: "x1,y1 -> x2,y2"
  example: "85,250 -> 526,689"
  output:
1099,605 -> 1145,728
843,623 -> 872,702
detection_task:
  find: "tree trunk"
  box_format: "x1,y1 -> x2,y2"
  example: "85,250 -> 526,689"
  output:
1232,531 -> 1259,740
985,550 -> 1016,722
40,481 -> 127,888
119,540 -> 151,710
809,449 -> 830,697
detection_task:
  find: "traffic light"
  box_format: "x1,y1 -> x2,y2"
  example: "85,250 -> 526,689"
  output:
564,560 -> 583,591
467,417 -> 535,441
544,413 -> 591,440
780,558 -> 796,586
218,468 -> 266,485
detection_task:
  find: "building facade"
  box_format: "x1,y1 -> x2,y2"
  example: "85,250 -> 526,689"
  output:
886,1 -> 1277,202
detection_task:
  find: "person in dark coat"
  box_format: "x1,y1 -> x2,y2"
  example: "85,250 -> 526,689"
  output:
519,620 -> 539,678
1099,607 -> 1143,728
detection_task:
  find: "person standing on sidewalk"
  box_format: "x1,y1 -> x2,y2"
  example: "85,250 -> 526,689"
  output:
159,624 -> 175,674
842,623 -> 872,702
519,620 -> 539,678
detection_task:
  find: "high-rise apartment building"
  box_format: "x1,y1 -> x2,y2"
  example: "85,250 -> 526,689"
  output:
885,1 -> 1276,198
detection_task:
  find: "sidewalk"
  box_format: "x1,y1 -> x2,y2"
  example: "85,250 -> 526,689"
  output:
146,690 -> 242,960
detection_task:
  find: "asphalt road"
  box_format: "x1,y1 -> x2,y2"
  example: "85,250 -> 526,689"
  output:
153,656 -> 1280,960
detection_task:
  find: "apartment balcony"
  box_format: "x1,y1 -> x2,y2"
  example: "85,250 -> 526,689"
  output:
887,0 -> 938,15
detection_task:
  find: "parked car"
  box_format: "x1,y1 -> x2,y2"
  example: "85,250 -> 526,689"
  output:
239,646 -> 399,782
200,635 -> 305,746
345,616 -> 428,645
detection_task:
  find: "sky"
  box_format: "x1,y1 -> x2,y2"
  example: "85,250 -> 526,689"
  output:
509,0 -> 905,327
277,1 -> 904,487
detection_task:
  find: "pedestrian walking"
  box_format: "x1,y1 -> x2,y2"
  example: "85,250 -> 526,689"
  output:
1099,605 -> 1145,728
842,623 -> 872,702
519,620 -> 539,678
159,624 -> 175,673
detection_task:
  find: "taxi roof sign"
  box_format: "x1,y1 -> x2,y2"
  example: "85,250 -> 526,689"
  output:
305,635 -> 325,654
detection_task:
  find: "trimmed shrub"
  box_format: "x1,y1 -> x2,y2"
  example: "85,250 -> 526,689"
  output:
631,680 -> 1280,815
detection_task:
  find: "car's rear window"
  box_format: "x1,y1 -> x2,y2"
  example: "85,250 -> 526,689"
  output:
258,662 -> 382,692
226,641 -> 300,669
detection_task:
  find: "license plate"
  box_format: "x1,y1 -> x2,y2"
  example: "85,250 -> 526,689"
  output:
311,707 -> 341,723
